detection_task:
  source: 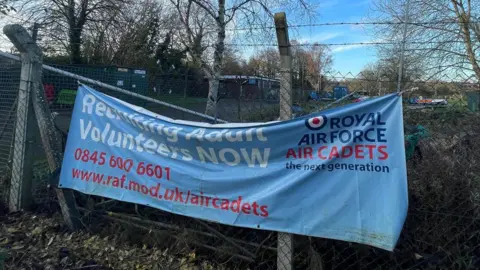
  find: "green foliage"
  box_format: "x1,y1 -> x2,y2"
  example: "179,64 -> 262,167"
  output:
243,105 -> 279,122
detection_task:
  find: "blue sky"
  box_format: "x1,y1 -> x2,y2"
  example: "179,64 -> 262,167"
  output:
237,0 -> 378,75
0,0 -> 378,75
296,0 -> 377,75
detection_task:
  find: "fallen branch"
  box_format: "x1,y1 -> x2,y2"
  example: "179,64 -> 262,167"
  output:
66,265 -> 102,270
89,209 -> 276,252
93,199 -> 118,209
104,215 -> 256,263
195,219 -> 256,258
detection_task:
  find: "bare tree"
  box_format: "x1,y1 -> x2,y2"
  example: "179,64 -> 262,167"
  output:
245,48 -> 280,77
169,1 -> 215,69
14,0 -> 129,64
369,0 -> 480,82
451,0 -> 480,80
104,1 -> 163,66
290,41 -> 332,91
222,47 -> 246,75
358,63 -> 381,95
169,0 -> 315,116
303,43 -> 332,91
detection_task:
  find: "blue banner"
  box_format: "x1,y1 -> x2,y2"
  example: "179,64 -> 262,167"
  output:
59,85 -> 408,251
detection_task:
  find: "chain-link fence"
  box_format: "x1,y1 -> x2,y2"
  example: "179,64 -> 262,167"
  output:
2,54 -> 480,269
0,57 -> 19,208
2,23 -> 480,269
287,71 -> 480,269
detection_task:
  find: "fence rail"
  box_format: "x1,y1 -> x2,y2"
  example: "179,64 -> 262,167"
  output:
1,21 -> 480,270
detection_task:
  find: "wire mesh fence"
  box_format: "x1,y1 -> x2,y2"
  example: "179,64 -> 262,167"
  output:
2,52 -> 480,268
0,58 -> 19,207
1,28 -> 480,269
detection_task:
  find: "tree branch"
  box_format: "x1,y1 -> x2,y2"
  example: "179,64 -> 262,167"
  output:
190,0 -> 218,21
225,0 -> 250,24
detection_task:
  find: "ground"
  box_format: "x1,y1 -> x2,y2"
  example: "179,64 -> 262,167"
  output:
3,93 -> 480,269
0,209 -> 214,270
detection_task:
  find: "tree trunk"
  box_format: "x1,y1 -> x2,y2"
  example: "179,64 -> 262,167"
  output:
452,1 -> 480,81
460,22 -> 480,81
204,0 -> 226,117
69,29 -> 83,64
66,0 -> 83,64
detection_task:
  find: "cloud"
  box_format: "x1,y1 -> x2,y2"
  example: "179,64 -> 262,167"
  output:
297,32 -> 343,44
331,43 -> 371,53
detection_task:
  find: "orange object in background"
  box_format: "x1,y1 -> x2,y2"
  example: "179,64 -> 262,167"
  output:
416,99 -> 433,104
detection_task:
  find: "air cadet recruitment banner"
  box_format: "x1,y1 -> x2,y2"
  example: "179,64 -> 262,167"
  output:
59,85 -> 408,251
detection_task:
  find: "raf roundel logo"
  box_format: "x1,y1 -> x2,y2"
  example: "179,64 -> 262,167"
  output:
305,115 -> 327,130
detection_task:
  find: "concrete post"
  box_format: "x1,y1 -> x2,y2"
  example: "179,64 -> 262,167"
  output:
3,24 -> 81,229
275,13 -> 293,121
274,12 -> 294,270
3,25 -> 39,211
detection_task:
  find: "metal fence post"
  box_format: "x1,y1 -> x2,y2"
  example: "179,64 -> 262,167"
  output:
4,24 -> 81,229
275,12 -> 294,270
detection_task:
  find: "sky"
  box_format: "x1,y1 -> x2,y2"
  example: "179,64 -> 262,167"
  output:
289,0 -> 377,75
0,0 -> 378,75
310,0 -> 377,75
234,0 -> 378,76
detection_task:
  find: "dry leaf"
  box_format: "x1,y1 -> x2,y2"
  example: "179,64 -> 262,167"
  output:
32,226 -> 42,235
47,236 -> 54,246
6,228 -> 18,233
188,251 -> 196,262
12,244 -> 25,250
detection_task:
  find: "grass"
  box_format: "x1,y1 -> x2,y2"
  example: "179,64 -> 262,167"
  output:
149,94 -> 206,107
300,99 -> 354,113
243,105 -> 280,122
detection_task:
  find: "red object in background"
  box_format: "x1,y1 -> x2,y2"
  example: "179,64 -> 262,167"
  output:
353,96 -> 369,103
43,84 -> 54,103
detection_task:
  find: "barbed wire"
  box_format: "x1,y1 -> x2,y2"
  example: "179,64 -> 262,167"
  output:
34,39 -> 476,50
2,29 -> 480,269
3,11 -> 480,32
230,20 -> 480,31
224,40 -> 471,47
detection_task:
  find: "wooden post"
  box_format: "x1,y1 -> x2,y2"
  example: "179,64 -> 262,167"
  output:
3,24 -> 81,229
274,12 -> 294,270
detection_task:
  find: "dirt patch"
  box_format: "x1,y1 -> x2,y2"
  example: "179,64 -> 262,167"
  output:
0,210 -> 215,270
